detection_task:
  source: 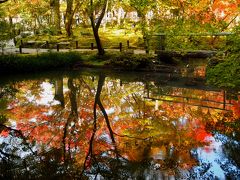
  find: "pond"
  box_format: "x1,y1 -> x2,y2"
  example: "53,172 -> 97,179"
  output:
0,67 -> 239,179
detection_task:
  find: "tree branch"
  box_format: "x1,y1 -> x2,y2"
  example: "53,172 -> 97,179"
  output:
0,0 -> 8,4
96,0 -> 108,30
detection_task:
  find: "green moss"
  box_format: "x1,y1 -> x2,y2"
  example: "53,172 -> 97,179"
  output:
107,53 -> 156,70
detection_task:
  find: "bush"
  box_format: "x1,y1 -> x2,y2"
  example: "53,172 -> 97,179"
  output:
107,54 -> 155,70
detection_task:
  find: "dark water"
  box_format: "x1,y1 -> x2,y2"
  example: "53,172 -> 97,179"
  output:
0,67 -> 239,179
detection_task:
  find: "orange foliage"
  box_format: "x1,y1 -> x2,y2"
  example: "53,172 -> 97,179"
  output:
232,100 -> 240,118
186,0 -> 239,24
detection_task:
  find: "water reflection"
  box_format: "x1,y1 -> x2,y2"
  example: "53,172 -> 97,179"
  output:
0,71 -> 239,179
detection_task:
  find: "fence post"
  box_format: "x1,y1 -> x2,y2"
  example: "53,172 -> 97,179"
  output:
91,43 -> 94,50
127,40 -> 130,49
145,47 -> 149,54
57,44 -> 60,52
46,41 -> 49,49
20,39 -> 23,46
144,35 -> 150,54
119,42 -> 122,52
159,34 -> 166,50
75,41 -> 79,49
19,45 -> 22,54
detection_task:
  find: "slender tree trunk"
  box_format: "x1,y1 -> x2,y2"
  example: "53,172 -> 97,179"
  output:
36,16 -> 43,30
65,0 -> 74,37
117,7 -> 121,26
89,0 -> 108,55
90,18 -> 105,55
68,78 -> 78,118
62,78 -> 78,163
8,16 -> 14,37
50,0 -> 62,34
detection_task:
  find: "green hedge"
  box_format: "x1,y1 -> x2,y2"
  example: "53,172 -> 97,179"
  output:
0,52 -> 82,74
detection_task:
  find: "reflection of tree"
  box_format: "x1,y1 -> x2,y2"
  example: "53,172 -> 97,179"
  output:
54,78 -> 64,107
62,78 -> 78,163
81,75 -> 120,178
0,75 -> 239,178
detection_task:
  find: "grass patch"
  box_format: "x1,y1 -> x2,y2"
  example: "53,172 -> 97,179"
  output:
18,26 -> 142,49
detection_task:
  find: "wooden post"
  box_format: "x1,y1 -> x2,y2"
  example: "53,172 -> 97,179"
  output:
144,35 -> 149,54
119,42 -> 122,52
145,46 -> 149,54
46,41 -> 49,49
19,45 -> 22,54
223,90 -> 226,110
127,40 -> 130,49
76,41 -> 79,49
57,44 -> 60,52
20,39 -> 23,46
159,34 -> 166,50
91,43 -> 94,50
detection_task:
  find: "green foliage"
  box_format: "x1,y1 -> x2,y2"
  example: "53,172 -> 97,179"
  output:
207,26 -> 240,89
0,114 -> 7,125
206,55 -> 240,89
225,26 -> 240,53
0,20 -> 11,40
42,26 -> 61,36
0,52 -> 82,74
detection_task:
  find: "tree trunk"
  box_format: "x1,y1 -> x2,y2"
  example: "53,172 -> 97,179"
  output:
89,0 -> 108,55
65,0 -> 74,37
50,0 -> 62,34
68,78 -> 78,118
117,7 -> 121,26
54,79 -> 65,107
90,18 -> 105,55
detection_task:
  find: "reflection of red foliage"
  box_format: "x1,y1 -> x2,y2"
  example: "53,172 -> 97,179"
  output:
232,100 -> 240,118
186,119 -> 212,143
194,128 -> 212,142
203,146 -> 212,153
0,130 -> 9,137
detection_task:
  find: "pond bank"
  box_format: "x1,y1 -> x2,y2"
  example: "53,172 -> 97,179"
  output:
3,51 -> 237,91
0,51 -> 206,75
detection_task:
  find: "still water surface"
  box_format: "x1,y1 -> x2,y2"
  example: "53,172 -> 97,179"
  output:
0,68 -> 239,179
